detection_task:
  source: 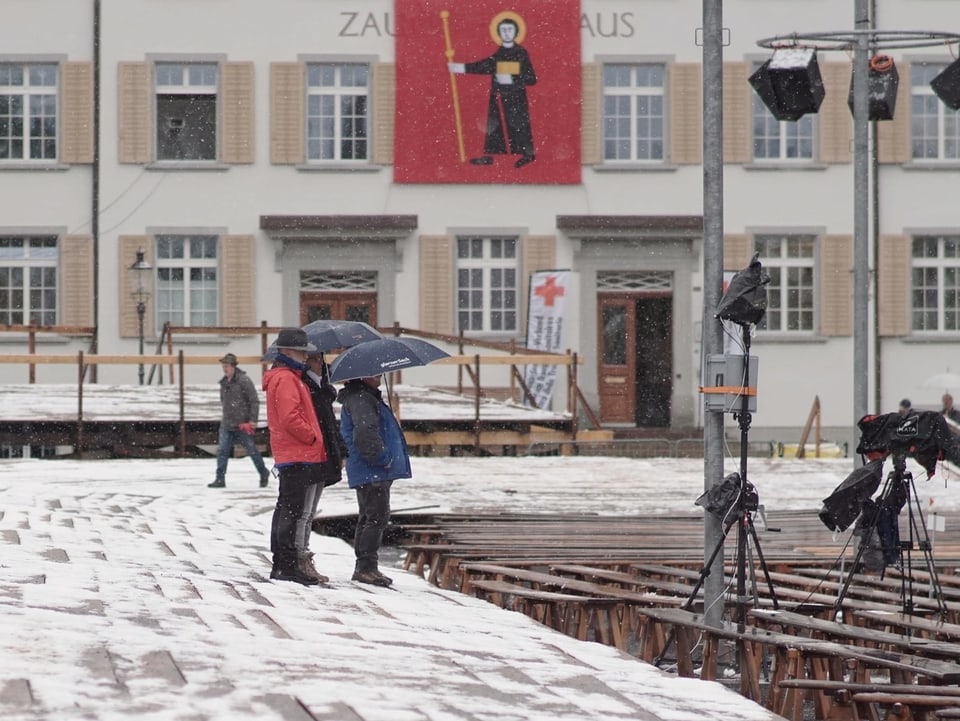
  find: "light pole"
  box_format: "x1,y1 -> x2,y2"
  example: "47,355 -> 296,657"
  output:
129,249 -> 152,385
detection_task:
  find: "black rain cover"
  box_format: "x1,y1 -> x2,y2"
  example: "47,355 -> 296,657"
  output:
818,457 -> 884,532
715,253 -> 771,326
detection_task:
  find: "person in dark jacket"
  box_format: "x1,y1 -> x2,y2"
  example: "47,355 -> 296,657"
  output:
263,329 -> 328,586
295,351 -> 349,582
209,353 -> 270,489
337,375 -> 411,586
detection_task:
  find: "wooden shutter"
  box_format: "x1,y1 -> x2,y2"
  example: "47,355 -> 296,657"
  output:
60,235 -> 94,326
60,62 -> 94,164
724,234 -> 752,270
819,234 -> 853,336
270,62 -> 304,164
371,63 -> 395,165
669,63 -> 702,165
723,62 -> 752,164
878,234 -> 911,336
221,62 -> 255,164
419,235 -> 454,335
581,63 -> 602,165
118,62 -> 152,164
878,61 -> 911,164
521,235 -> 557,336
818,62 -> 852,164
220,235 -> 256,327
118,236 -> 154,339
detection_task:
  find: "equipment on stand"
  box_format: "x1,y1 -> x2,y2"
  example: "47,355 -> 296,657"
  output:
820,409 -> 958,619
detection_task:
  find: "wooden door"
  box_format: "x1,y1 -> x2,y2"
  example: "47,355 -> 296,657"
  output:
598,293 -> 673,426
299,292 -> 377,326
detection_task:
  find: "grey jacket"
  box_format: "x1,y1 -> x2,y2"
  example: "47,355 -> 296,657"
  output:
219,367 -> 259,430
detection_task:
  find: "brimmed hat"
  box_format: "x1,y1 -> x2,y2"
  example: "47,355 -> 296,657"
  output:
219,353 -> 238,365
275,327 -> 317,352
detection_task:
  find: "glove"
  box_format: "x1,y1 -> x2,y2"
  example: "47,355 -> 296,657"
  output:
238,422 -> 254,435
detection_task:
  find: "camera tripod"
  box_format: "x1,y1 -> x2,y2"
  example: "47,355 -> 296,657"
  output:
833,453 -> 948,619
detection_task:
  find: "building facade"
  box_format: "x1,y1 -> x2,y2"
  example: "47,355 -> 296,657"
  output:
2,0 -> 960,449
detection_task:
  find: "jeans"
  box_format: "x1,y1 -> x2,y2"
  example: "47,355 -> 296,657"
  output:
270,464 -> 321,571
296,482 -> 323,557
215,426 -> 268,482
354,481 -> 392,573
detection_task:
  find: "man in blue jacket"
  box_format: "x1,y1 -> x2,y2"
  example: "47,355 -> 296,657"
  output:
337,375 -> 411,586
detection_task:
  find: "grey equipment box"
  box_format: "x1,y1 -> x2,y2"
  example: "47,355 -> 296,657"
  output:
703,354 -> 758,413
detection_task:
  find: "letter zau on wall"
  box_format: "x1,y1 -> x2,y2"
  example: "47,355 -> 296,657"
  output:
394,0 -> 581,184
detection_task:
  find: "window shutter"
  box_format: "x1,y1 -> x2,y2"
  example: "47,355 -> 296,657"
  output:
669,63 -> 702,165
877,61 -> 911,164
819,234 -> 853,336
419,235 -> 454,335
581,63 -> 602,165
371,63 -> 395,165
118,62 -> 152,164
818,62 -> 852,164
723,62 -> 752,164
270,62 -> 304,165
521,235 -> 557,336
61,62 -> 94,164
724,234 -> 752,270
118,236 -> 154,339
220,235 -> 256,327
878,234 -> 911,336
221,62 -> 255,164
60,235 -> 94,326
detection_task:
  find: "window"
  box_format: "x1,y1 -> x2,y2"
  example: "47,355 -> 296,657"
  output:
0,237 -> 57,325
0,63 -> 57,161
911,235 -> 960,332
602,64 -> 664,162
155,63 -> 218,161
911,64 -> 960,161
306,63 -> 368,162
751,64 -> 815,161
754,235 -> 815,332
155,235 -> 218,327
456,236 -> 517,333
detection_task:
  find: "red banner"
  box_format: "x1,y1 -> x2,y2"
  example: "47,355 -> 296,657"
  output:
394,0 -> 581,184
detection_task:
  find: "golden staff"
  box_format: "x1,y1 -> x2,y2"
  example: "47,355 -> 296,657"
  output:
440,10 -> 466,163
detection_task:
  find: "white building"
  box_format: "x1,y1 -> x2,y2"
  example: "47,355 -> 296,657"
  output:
2,0 -> 960,450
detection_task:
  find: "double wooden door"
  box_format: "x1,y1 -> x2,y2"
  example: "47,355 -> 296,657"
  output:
299,292 -> 377,326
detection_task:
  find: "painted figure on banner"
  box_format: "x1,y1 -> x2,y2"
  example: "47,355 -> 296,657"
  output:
394,0 -> 581,184
447,12 -> 537,169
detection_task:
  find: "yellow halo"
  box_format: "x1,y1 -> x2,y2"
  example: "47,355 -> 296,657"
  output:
489,11 -> 526,45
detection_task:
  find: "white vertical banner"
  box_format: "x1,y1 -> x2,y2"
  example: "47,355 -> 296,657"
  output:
523,270 -> 571,408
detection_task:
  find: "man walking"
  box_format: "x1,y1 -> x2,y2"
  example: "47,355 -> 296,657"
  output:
263,328 -> 328,586
209,353 -> 270,489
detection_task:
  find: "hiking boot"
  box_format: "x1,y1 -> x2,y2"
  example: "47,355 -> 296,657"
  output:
270,567 -> 320,586
352,569 -> 392,587
208,480 -> 226,488
374,570 -> 394,586
259,471 -> 269,488
298,553 -> 329,584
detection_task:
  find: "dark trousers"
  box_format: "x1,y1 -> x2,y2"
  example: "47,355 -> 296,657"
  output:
270,464 -> 320,571
354,481 -> 392,573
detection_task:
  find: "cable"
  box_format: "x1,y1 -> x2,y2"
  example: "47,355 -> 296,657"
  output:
98,172 -> 168,237
68,167 -> 149,234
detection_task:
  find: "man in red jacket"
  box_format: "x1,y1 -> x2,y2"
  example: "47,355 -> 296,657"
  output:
263,328 -> 327,586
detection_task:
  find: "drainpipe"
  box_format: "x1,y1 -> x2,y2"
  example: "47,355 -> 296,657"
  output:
90,0 -> 101,382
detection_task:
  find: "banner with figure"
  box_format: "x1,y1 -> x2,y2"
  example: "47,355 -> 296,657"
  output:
394,0 -> 581,184
524,271 -> 571,408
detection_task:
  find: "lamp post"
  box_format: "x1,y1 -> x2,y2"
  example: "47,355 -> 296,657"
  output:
753,26 -> 960,461
129,249 -> 152,385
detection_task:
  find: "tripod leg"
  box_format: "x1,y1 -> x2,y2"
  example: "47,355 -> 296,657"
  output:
746,513 -> 779,610
905,475 -> 949,619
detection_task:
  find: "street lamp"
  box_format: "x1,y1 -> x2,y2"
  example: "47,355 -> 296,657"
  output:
129,248 -> 152,385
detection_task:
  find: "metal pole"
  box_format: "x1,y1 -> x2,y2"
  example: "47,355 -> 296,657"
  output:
137,300 -> 145,385
702,0 -> 727,629
853,0 -> 871,461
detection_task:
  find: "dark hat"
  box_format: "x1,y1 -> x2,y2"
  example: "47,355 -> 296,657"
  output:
275,327 -> 317,352
219,353 -> 238,365
899,398 -> 911,408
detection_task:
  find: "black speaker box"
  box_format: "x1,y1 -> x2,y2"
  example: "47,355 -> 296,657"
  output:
931,59 -> 960,111
848,57 -> 900,121
750,49 -> 825,121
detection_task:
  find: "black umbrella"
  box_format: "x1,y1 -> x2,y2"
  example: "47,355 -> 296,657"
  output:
262,320 -> 382,361
328,337 -> 451,383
